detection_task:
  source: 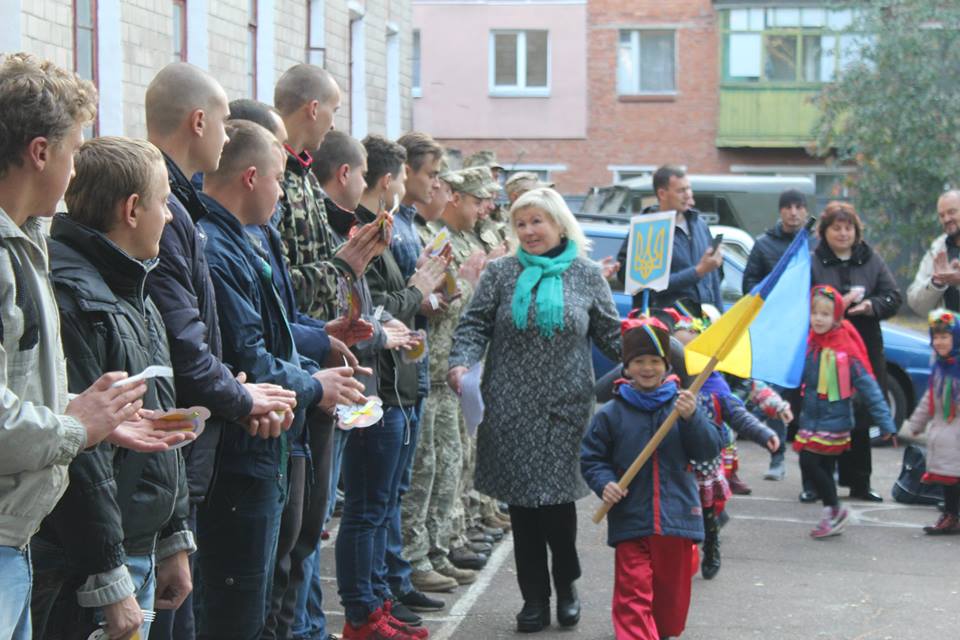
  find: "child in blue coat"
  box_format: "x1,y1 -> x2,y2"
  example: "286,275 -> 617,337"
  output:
796,285 -> 895,539
582,316 -> 721,640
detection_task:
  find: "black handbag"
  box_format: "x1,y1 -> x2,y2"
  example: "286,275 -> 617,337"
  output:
892,444 -> 944,505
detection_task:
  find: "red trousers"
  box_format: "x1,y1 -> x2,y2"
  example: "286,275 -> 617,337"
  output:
612,535 -> 695,640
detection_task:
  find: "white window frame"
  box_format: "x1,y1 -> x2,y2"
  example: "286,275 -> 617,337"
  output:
385,23 -> 401,139
607,164 -> 657,183
412,29 -> 422,98
504,163 -> 565,182
488,30 -> 550,98
617,29 -> 678,96
349,2 -> 367,139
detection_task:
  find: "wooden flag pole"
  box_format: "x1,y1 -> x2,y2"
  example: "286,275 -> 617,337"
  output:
592,355 -> 720,524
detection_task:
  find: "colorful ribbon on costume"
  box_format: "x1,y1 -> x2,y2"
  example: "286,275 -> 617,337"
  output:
816,348 -> 852,401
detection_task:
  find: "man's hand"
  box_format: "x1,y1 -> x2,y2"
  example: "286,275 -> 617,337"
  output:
325,316 -> 374,347
418,294 -> 449,317
315,367 -> 367,413
237,372 -> 298,416
600,256 -> 621,280
487,242 -> 509,261
336,222 -> 386,276
694,245 -> 723,277
154,550 -> 192,610
244,410 -> 293,439
459,251 -> 486,288
932,250 -> 960,287
447,366 -> 468,396
602,481 -> 628,506
102,594 -> 143,640
778,405 -> 794,424
675,389 -> 697,419
408,257 -> 447,298
66,373 -> 149,448
383,319 -> 420,350
105,410 -> 198,452
325,336 -> 360,370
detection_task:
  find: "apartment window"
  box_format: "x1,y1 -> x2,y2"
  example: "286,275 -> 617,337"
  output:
349,5 -> 367,138
722,6 -> 865,84
247,0 -> 257,97
172,0 -> 187,62
489,30 -> 549,97
608,165 -> 656,183
412,29 -> 421,97
307,0 -> 325,66
74,0 -> 97,136
386,27 -> 401,139
617,30 -> 676,95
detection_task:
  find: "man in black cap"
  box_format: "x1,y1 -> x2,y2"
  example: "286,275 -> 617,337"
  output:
742,188 -> 814,294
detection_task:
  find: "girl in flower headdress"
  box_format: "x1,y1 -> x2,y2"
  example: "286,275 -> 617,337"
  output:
796,285 -> 896,538
905,308 -> 960,535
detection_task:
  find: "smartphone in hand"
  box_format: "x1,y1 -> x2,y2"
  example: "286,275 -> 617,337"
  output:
710,233 -> 724,254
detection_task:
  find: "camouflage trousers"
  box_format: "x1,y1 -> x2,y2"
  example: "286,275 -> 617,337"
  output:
449,412 -> 501,546
400,384 -> 463,572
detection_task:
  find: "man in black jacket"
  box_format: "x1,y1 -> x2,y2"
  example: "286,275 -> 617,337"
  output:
143,62 -> 300,640
741,189 -> 814,295
31,138 -> 197,639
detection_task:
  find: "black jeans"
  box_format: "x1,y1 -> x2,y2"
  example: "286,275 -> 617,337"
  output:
945,485 -> 960,517
508,502 -> 581,604
263,456 -> 308,640
799,450 -> 839,508
838,410 -> 873,493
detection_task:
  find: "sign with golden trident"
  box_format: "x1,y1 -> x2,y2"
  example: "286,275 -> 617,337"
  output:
625,210 -> 676,295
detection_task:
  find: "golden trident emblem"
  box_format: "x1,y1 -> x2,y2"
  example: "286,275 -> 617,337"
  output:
632,223 -> 667,280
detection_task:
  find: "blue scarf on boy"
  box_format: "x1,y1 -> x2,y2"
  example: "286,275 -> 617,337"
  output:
618,380 -> 678,412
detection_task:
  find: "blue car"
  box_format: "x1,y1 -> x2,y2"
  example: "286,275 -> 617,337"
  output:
581,220 -> 930,427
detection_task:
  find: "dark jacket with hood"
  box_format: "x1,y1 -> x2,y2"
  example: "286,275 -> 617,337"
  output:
581,384 -> 721,546
810,240 -> 903,387
198,193 -> 323,479
145,153 -> 253,503
37,215 -> 192,607
742,220 -> 818,295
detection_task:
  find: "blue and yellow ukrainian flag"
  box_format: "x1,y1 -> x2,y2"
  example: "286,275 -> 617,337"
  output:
684,225 -> 812,387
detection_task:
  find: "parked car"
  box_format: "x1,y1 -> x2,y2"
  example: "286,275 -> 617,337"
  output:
582,219 -> 930,427
579,174 -> 816,237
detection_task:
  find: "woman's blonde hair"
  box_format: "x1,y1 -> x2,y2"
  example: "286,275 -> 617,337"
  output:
509,187 -> 591,258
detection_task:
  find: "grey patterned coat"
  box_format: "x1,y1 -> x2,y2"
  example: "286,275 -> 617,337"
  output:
449,255 -> 621,507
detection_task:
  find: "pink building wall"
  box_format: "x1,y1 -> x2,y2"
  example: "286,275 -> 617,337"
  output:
412,1 -> 587,140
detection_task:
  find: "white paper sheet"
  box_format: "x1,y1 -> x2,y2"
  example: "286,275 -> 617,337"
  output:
460,362 -> 485,437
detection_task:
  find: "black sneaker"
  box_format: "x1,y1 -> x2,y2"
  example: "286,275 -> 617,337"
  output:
398,588 -> 445,612
386,599 -> 423,626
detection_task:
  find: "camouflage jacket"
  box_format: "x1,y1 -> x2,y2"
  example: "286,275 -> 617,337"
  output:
473,217 -> 508,254
275,151 -> 348,320
417,219 -> 479,385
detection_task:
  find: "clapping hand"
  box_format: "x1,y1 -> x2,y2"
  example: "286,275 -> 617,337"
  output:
932,250 -> 960,287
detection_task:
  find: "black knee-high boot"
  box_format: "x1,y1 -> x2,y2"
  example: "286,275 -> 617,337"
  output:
701,506 -> 721,580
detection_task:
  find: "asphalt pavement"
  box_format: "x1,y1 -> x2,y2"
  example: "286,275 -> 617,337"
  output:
318,440 -> 960,639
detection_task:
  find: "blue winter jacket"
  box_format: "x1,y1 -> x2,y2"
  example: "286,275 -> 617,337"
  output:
799,350 -> 896,435
581,389 -> 722,546
199,194 -> 323,479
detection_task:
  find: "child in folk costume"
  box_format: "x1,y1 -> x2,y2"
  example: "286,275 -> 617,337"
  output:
581,316 -> 721,640
796,285 -> 896,538
905,308 -> 960,535
667,307 -> 780,579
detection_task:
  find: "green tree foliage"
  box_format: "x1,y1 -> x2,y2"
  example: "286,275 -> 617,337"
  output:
814,0 -> 960,282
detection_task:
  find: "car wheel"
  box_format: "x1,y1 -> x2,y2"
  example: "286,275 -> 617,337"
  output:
870,373 -> 907,447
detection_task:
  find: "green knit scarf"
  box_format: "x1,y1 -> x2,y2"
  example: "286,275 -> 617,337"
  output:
512,240 -> 578,337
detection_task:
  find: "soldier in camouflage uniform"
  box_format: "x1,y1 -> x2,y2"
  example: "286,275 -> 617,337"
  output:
405,170 -> 492,582
273,64 -> 382,320
504,171 -> 555,206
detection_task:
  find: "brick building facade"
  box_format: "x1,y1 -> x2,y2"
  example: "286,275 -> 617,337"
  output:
2,0 -> 414,140
414,0 -> 846,199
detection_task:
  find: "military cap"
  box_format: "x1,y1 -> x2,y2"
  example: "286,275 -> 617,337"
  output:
504,171 -> 555,196
451,168 -> 493,198
463,150 -> 505,172
471,165 -> 502,195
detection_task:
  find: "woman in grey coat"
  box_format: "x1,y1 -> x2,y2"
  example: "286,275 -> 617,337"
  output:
448,188 -> 621,633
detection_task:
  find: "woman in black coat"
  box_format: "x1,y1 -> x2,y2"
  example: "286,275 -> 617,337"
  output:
810,201 -> 902,501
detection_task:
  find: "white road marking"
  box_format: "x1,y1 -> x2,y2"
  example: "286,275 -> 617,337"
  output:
430,534 -> 515,640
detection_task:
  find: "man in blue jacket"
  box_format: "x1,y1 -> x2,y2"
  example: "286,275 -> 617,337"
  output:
616,165 -> 723,309
197,120 -> 366,639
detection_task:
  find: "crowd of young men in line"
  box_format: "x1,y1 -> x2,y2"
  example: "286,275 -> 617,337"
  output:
0,53 -> 550,640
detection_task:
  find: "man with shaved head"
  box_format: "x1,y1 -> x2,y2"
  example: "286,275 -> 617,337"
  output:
272,63 -> 386,322
908,190 -> 960,314
143,62 -> 298,640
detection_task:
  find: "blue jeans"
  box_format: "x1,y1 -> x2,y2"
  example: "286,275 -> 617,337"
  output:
92,554 -> 156,637
0,545 -> 31,640
336,409 -> 406,625
383,400 -> 421,597
326,428 -> 350,523
196,470 -> 285,640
